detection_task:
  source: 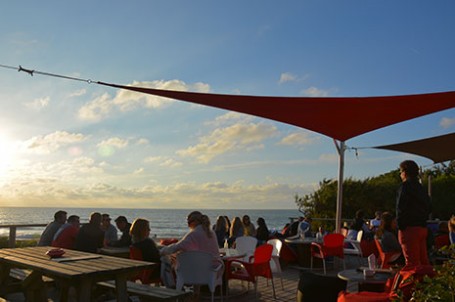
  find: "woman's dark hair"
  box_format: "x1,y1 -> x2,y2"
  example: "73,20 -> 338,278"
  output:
187,211 -> 212,238
400,160 -> 420,178
377,212 -> 396,237
257,217 -> 266,227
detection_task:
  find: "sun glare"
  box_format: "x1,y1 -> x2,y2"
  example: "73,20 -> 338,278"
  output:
0,133 -> 17,179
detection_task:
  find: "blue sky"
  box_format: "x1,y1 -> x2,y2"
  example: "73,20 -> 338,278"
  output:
0,1 -> 454,209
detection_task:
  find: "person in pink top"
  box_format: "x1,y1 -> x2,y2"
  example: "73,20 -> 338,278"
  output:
160,211 -> 220,258
52,215 -> 80,249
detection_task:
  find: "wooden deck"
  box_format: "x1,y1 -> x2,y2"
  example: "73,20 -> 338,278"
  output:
217,256 -> 362,302
2,257 -> 362,301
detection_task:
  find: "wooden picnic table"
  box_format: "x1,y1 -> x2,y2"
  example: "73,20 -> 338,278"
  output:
0,246 -> 157,302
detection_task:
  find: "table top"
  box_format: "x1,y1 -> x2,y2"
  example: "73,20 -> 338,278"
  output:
219,248 -> 246,260
284,237 -> 321,244
337,268 -> 395,284
99,246 -> 130,257
0,246 -> 156,281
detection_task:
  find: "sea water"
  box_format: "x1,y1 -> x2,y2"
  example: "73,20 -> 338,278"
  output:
0,207 -> 301,240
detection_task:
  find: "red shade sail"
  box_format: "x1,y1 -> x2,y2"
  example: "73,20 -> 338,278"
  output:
98,81 -> 455,232
98,81 -> 455,141
374,132 -> 455,164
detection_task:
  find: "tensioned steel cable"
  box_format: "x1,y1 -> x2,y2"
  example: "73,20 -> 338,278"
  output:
0,63 -> 96,84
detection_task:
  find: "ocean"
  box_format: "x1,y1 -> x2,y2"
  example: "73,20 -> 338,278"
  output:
0,207 -> 301,240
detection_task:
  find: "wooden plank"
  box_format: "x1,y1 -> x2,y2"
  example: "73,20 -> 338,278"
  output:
98,280 -> 191,301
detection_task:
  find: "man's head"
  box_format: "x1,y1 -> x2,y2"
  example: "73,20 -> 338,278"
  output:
54,210 -> 67,224
67,215 -> 80,228
115,216 -> 129,231
89,212 -> 102,226
102,214 -> 112,227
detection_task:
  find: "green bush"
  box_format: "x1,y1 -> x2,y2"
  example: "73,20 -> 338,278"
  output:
0,236 -> 38,248
404,245 -> 455,302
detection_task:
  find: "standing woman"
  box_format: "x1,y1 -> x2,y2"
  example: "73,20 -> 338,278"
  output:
396,160 -> 431,269
130,218 -> 161,279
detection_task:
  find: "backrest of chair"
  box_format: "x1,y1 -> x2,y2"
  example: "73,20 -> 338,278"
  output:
253,243 -> 273,264
236,236 -> 258,259
374,238 -> 384,255
266,239 -> 282,257
324,233 -> 345,248
176,251 -> 216,285
323,233 -> 345,257
129,245 -> 143,260
356,230 -> 364,242
434,234 -> 450,249
129,246 -> 154,284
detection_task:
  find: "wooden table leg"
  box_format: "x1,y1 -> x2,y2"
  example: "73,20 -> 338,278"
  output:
22,271 -> 46,302
77,277 -> 93,302
115,274 -> 128,302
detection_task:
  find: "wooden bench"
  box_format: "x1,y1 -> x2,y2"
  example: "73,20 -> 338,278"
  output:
98,280 -> 192,301
1,268 -> 54,298
9,268 -> 54,284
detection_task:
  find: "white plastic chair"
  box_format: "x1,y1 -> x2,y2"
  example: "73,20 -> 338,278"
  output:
343,230 -> 364,265
267,238 -> 284,290
235,236 -> 258,262
175,251 -> 224,302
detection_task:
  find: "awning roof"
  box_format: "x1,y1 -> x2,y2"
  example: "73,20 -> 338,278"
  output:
374,132 -> 455,164
99,81 -> 455,141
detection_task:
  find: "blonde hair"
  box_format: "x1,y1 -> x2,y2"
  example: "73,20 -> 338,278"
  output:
449,216 -> 455,232
230,217 -> 243,237
187,211 -> 212,238
130,218 -> 150,243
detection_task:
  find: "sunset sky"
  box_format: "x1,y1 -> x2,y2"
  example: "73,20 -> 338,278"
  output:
0,1 -> 454,209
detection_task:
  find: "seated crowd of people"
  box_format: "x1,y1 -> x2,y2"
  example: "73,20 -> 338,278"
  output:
38,210 -> 133,253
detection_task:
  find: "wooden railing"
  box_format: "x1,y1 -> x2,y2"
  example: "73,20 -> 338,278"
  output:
0,224 -> 47,247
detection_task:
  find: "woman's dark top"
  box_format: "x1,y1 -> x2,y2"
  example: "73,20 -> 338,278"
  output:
256,225 -> 269,243
132,238 -> 161,280
214,229 -> 227,248
396,179 -> 431,230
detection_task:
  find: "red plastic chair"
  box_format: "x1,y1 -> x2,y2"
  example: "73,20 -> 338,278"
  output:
311,233 -> 345,274
374,239 -> 401,269
226,243 -> 276,299
434,234 -> 450,249
129,246 -> 161,285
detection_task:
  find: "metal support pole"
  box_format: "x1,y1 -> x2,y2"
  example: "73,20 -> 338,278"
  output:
334,140 -> 345,233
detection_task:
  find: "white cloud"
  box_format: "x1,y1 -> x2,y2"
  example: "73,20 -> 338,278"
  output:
136,138 -> 150,145
318,153 -> 338,163
207,112 -> 253,126
279,72 -> 297,84
440,117 -> 455,128
97,137 -> 129,149
22,131 -> 87,154
302,86 -> 329,97
144,156 -> 182,168
78,79 -> 210,122
78,93 -> 113,122
177,122 -> 278,163
278,132 -> 318,146
0,178 -> 311,209
24,96 -> 50,110
279,72 -> 309,84
133,168 -> 144,174
68,89 -> 87,98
